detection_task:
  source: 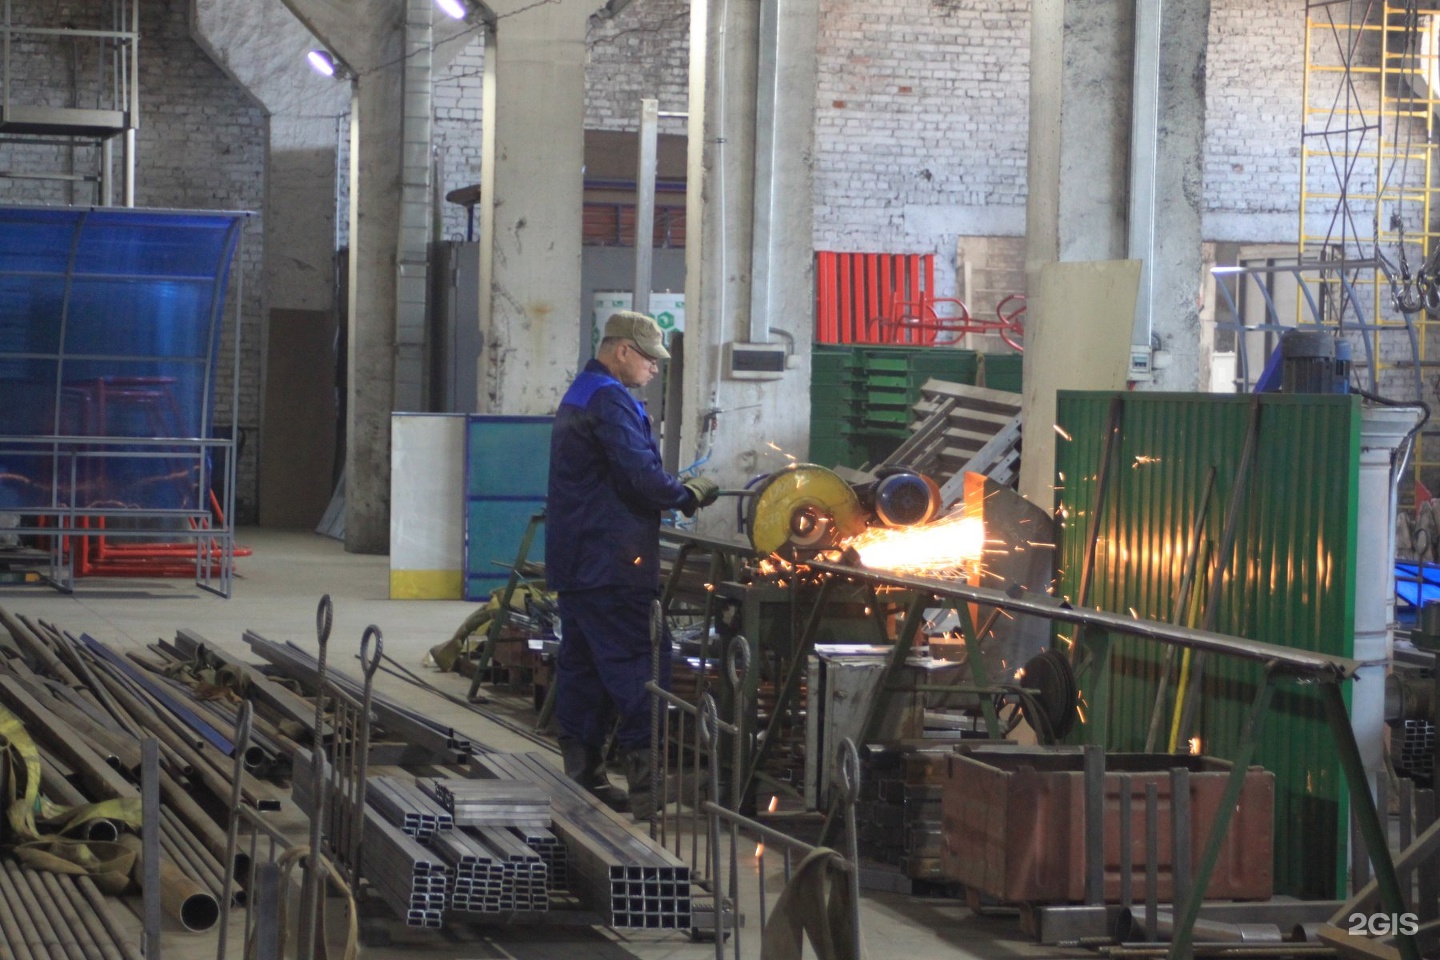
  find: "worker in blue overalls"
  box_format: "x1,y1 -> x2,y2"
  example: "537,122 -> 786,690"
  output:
546,311 -> 720,819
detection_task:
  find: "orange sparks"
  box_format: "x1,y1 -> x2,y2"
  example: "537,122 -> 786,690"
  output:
768,795 -> 779,813
1054,424 -> 1072,441
1189,737 -> 1202,756
844,513 -> 986,577
755,842 -> 764,858
1132,455 -> 1161,469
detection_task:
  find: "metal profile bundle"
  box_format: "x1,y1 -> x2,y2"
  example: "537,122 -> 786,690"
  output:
513,824 -> 568,890
471,752 -> 691,929
243,630 -> 472,757
367,776 -> 453,840
429,829 -> 506,913
472,825 -> 549,911
428,777 -> 551,827
360,805 -> 449,928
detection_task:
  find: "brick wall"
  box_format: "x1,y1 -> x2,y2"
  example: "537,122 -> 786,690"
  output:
584,0 -> 690,138
434,34 -> 486,242
813,0 -> 1030,301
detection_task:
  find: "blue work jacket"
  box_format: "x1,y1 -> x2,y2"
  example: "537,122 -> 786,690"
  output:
545,360 -> 692,593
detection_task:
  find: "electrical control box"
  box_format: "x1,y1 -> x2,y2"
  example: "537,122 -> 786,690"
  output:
723,341 -> 787,380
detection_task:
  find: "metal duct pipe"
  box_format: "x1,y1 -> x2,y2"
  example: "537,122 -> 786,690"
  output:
120,835 -> 220,933
1118,907 -> 1283,944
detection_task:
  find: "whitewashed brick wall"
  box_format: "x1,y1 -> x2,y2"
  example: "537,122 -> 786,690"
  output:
434,35 -> 486,242
813,0 -> 1031,301
585,0 -> 689,138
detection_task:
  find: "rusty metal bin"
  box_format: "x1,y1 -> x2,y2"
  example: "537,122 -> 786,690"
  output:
940,745 -> 1273,903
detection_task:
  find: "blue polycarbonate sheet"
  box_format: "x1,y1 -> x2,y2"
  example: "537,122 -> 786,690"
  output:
0,205 -> 246,511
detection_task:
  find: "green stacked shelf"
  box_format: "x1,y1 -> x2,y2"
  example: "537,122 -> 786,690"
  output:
807,344 -> 1022,469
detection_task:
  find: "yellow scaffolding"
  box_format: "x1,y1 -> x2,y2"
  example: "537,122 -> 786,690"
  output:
1302,2 -> 1433,490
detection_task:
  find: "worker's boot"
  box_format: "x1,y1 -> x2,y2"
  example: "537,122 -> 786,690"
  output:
559,737 -> 596,789
621,745 -> 656,822
561,738 -> 629,811
586,744 -> 631,812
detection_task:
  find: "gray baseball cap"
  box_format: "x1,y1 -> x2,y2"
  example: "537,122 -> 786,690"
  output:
603,310 -> 671,360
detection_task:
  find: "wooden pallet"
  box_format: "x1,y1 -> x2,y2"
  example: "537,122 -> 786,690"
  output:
877,378 -> 1022,507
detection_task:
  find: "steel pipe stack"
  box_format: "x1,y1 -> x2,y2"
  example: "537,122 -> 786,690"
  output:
430,829 -> 506,913
472,752 -> 692,929
361,806 -> 449,929
429,778 -> 551,828
471,825 -> 548,911
367,776 -> 454,840
512,823 -> 568,889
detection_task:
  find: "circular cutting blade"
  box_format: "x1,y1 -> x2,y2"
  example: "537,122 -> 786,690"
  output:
747,464 -> 868,556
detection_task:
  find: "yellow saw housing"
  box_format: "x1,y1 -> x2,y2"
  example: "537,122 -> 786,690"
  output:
746,464 -> 868,555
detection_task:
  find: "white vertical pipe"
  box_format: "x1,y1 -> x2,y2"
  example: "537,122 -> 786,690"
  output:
1353,406 -> 1422,780
1128,0 -> 1162,349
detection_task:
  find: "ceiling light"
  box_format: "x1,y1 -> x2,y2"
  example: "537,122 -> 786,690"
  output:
306,49 -> 351,80
435,0 -> 469,18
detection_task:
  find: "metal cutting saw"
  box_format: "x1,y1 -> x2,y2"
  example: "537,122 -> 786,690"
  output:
738,463 -> 942,556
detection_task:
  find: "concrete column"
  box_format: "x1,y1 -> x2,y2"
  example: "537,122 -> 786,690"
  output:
278,0 -> 470,553
478,0 -> 594,415
678,0 -> 818,509
1025,0 -> 1211,409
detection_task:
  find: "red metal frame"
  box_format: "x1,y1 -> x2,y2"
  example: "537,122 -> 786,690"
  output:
815,252 -> 1024,350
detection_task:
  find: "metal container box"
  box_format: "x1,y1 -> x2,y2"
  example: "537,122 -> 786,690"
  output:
941,745 -> 1273,903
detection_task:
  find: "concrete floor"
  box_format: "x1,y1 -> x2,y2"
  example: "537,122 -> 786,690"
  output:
2,528 -> 1087,960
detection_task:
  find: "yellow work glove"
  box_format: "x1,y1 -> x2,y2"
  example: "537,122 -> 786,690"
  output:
680,476 -> 720,516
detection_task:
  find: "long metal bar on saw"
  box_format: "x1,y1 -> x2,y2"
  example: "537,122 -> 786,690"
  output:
806,560 -> 1359,679
245,631 -> 465,755
78,633 -> 234,755
175,629 -> 332,739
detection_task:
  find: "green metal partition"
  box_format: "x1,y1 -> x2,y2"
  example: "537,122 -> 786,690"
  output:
1054,392 -> 1361,898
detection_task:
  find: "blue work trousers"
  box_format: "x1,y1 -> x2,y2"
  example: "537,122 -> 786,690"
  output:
555,587 -> 672,751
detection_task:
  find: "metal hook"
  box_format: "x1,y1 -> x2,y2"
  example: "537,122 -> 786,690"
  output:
837,738 -> 860,804
315,594 -> 333,649
726,636 -> 750,689
698,693 -> 719,750
359,625 -> 384,680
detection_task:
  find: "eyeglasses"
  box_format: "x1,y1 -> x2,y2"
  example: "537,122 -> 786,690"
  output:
627,341 -> 660,366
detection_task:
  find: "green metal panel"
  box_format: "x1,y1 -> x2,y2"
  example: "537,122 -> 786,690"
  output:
1053,392 -> 1361,899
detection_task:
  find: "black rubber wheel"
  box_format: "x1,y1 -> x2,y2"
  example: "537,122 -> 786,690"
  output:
1017,649 -> 1079,743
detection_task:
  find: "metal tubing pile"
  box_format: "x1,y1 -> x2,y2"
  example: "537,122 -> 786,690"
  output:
472,752 -> 692,929
512,822 -> 568,890
429,777 -> 551,827
0,859 -> 142,960
429,829 -> 506,912
244,630 -> 474,758
347,799 -> 449,928
0,609 -> 263,949
467,825 -> 549,911
368,776 -> 454,840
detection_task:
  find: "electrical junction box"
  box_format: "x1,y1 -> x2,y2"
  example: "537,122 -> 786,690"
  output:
1128,345 -> 1153,381
723,341 -> 787,380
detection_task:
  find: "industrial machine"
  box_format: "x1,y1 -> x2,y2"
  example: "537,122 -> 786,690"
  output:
740,462 -> 942,556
